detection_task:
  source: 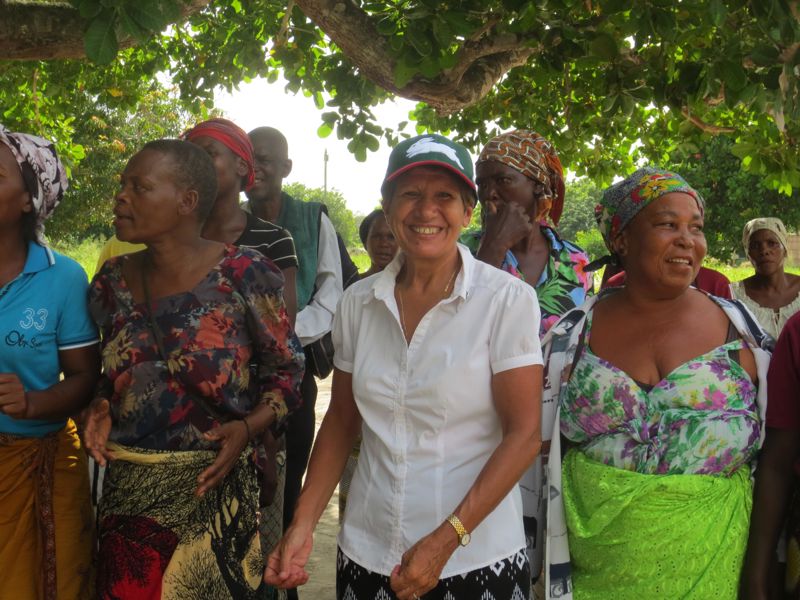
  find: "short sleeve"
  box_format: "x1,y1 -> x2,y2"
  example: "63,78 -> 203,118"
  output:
332,288 -> 356,374
57,257 -> 99,350
766,314 -> 800,431
270,227 -> 299,270
489,279 -> 543,374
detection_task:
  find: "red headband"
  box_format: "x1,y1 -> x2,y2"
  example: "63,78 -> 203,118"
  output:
183,118 -> 255,190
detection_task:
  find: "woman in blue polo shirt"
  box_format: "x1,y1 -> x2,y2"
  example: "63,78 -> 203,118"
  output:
0,125 -> 100,599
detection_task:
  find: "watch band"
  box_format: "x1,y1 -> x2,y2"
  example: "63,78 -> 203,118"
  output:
446,513 -> 471,546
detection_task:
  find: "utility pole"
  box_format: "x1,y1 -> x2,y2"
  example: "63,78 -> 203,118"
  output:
323,148 -> 329,193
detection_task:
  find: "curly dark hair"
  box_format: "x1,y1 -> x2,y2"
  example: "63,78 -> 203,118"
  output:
140,139 -> 218,224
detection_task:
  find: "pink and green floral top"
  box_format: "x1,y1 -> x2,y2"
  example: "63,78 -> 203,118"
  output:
561,311 -> 761,476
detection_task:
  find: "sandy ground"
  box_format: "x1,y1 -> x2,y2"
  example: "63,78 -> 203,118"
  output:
295,376 -> 338,599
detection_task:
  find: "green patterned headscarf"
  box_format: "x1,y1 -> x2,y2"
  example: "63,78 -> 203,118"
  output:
595,167 -> 704,251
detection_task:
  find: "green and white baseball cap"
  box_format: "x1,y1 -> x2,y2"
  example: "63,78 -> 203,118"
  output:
381,134 -> 476,201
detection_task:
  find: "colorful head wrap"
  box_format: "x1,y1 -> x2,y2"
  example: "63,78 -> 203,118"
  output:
742,217 -> 789,255
595,166 -> 704,252
476,129 -> 566,225
0,124 -> 67,240
183,118 -> 255,190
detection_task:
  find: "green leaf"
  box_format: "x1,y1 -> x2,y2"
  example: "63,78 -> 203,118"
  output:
407,29 -> 433,57
365,134 -> 380,152
590,32 -> 618,61
126,4 -> 168,31
119,8 -> 150,43
317,122 -> 333,138
376,16 -> 397,36
394,60 -> 418,88
84,10 -> 119,64
749,44 -> 779,67
731,142 -> 756,159
601,93 -> 619,114
720,60 -> 747,91
77,0 -> 102,19
709,0 -> 727,27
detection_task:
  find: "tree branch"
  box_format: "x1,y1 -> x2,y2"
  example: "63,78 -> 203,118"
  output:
294,0 -> 541,114
681,107 -> 736,134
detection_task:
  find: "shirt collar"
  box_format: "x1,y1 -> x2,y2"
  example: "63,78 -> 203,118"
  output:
366,242 -> 475,305
23,241 -> 55,274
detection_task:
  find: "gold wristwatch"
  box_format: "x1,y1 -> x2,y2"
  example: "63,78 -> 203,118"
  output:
446,513 -> 471,546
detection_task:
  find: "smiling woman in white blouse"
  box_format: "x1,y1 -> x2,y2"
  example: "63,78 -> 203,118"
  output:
265,134 -> 544,600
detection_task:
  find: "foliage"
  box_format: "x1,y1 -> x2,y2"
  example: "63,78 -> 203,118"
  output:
575,228 -> 606,263
1,58 -> 194,242
4,0 -> 800,198
69,0 -> 185,64
283,182 -> 360,248
669,135 -> 800,260
559,177 -> 603,242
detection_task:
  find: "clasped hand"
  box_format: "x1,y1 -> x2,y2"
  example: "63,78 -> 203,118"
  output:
0,373 -> 29,419
81,398 -> 251,497
389,525 -> 456,600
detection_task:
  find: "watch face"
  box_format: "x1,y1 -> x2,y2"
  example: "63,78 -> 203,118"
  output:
461,532 -> 471,546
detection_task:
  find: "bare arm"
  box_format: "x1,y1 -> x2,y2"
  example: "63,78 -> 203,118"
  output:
265,367 -> 361,587
390,364 -> 543,600
741,427 -> 800,599
0,344 -> 100,420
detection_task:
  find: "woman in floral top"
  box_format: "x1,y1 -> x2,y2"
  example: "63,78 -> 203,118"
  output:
541,167 -> 771,600
464,130 -> 592,586
83,140 -> 304,599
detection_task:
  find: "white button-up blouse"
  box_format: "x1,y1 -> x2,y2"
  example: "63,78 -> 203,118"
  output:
333,243 -> 543,577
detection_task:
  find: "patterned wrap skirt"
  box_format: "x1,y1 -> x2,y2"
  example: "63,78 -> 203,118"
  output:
0,420 -> 94,600
97,442 -> 272,599
336,547 -> 531,600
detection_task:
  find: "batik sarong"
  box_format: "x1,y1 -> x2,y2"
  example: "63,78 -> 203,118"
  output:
97,442 -> 271,599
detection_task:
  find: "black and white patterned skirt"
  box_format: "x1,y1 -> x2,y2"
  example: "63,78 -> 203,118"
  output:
336,547 -> 531,600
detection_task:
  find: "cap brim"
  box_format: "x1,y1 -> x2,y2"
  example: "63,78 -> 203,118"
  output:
385,160 -> 476,191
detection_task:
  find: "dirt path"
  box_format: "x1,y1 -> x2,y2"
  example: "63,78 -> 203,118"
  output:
296,376 -> 338,599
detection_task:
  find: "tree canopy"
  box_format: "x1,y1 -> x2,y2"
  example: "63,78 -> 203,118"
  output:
283,182 -> 361,248
1,0 -> 799,221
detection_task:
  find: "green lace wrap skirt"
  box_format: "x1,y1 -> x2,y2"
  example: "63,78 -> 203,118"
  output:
562,449 -> 752,599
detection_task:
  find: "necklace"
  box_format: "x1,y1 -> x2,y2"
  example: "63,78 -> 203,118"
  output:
397,261 -> 460,341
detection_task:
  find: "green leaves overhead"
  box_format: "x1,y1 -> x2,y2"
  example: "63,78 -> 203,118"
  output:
72,0 -> 184,63
4,0 -> 800,196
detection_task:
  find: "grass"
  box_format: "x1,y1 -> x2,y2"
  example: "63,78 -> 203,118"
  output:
51,237 -> 105,277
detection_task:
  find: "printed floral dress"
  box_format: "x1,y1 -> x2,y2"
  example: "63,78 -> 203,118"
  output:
89,245 -> 304,600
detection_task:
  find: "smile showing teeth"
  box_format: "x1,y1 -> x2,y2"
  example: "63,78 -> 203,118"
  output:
411,226 -> 440,234
667,258 -> 690,265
